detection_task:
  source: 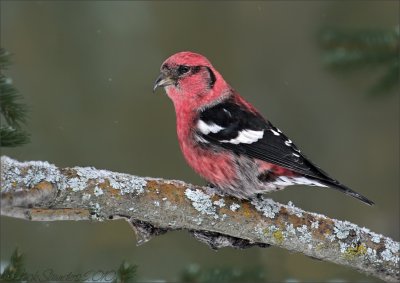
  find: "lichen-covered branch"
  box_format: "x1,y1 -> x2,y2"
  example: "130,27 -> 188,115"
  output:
0,156 -> 398,282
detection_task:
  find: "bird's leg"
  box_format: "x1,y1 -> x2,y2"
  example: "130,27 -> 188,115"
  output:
205,182 -> 227,198
255,193 -> 264,201
206,182 -> 216,188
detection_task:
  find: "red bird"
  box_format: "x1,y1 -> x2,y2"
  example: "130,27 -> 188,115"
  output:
153,51 -> 374,205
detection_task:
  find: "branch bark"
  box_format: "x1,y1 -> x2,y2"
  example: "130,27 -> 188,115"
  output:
0,156 -> 398,282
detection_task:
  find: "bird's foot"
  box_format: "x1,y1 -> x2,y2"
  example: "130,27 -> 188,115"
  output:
206,182 -> 216,188
205,182 -> 227,198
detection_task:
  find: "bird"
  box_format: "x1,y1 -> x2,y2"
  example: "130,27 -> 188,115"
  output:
153,51 -> 374,205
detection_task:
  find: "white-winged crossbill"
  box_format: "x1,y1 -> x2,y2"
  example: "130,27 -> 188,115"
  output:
153,51 -> 373,205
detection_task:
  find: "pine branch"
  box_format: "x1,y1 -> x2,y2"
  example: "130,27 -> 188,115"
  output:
0,126 -> 30,147
0,248 -> 25,281
0,48 -> 12,70
318,26 -> 400,94
1,156 -> 399,282
0,48 -> 30,147
0,75 -> 28,127
113,261 -> 138,283
369,59 -> 399,95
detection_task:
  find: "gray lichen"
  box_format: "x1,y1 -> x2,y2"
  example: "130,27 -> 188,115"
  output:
310,220 -> 319,229
334,221 -> 353,240
0,156 -> 147,196
297,225 -> 312,244
382,238 -> 400,264
329,220 -> 399,266
65,166 -> 147,195
284,223 -> 297,237
251,196 -> 279,218
1,156 -> 61,192
230,202 -> 240,212
371,234 -> 382,244
213,198 -> 225,208
185,188 -> 217,219
93,186 -> 104,196
286,201 -> 303,217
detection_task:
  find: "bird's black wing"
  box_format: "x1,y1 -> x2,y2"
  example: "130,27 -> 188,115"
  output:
197,97 -> 333,181
196,96 -> 374,205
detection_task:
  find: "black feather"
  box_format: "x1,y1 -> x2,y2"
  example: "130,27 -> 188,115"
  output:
205,67 -> 216,89
197,95 -> 374,205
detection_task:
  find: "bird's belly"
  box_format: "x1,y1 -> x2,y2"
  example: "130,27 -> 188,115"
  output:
180,141 -> 237,186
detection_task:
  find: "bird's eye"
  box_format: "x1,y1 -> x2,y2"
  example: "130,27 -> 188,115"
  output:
177,65 -> 190,75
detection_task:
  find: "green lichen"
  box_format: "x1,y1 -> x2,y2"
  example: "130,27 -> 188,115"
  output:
273,230 -> 284,244
344,243 -> 367,259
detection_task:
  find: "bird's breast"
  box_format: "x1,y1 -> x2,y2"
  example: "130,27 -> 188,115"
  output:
175,108 -> 236,186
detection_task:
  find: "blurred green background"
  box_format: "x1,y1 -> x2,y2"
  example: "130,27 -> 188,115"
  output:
1,1 -> 398,282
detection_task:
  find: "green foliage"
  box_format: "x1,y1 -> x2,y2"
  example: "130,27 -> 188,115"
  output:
0,248 -> 25,281
0,126 -> 30,147
179,264 -> 266,283
113,260 -> 138,283
319,26 -> 399,95
0,48 -> 30,147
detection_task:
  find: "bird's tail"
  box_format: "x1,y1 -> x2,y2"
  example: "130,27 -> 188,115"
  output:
318,178 -> 374,206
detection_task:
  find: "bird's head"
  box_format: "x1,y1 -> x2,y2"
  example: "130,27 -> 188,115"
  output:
153,51 -> 229,108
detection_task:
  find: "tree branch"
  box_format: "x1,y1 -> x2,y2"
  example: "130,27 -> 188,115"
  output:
0,156 -> 398,282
